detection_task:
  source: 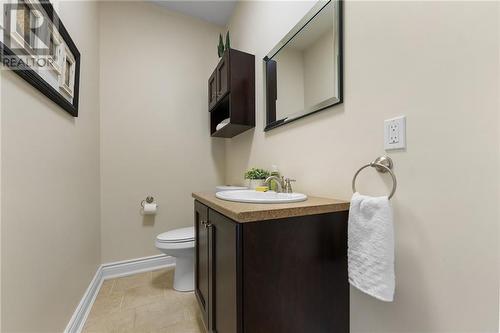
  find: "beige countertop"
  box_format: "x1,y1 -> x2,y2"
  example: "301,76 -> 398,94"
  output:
192,192 -> 350,223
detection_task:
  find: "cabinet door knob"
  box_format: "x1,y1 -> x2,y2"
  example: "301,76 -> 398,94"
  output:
205,223 -> 212,228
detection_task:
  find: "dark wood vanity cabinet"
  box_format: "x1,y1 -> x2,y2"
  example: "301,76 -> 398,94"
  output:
208,49 -> 255,138
194,200 -> 349,333
194,201 -> 210,326
195,201 -> 240,333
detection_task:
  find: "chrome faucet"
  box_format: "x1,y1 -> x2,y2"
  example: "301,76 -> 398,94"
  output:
284,178 -> 296,193
264,176 -> 296,193
264,176 -> 284,192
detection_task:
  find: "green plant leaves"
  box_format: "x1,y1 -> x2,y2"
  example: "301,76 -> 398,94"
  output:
244,168 -> 270,180
218,33 -> 224,57
217,31 -> 231,58
225,31 -> 230,51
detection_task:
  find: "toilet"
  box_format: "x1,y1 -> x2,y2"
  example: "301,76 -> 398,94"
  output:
155,226 -> 195,292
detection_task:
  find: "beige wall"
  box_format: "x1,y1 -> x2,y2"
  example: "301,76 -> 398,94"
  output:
1,1 -> 101,332
226,1 -> 499,332
99,2 -> 225,263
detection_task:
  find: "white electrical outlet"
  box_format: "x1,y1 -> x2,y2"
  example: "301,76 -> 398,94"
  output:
384,116 -> 406,150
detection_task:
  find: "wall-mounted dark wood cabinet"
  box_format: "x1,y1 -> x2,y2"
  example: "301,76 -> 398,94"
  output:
208,49 -> 255,138
216,52 -> 229,100
208,70 -> 217,111
194,200 -> 349,333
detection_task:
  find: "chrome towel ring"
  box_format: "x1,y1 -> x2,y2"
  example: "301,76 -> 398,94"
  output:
352,156 -> 397,199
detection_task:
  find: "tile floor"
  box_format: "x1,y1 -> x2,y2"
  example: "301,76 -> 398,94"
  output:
83,267 -> 205,333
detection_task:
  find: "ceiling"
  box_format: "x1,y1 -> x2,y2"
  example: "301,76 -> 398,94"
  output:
152,1 -> 237,26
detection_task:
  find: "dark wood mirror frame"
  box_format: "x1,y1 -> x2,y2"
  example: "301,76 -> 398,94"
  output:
0,0 -> 81,117
264,0 -> 343,132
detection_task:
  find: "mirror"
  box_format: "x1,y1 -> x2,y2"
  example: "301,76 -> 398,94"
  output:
264,0 -> 342,131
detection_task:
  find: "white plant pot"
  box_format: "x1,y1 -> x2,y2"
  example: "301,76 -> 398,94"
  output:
247,179 -> 265,190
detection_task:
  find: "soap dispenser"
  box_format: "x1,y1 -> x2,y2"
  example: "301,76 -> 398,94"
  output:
269,165 -> 280,192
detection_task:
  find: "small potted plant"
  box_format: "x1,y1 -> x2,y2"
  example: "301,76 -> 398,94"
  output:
244,168 -> 270,190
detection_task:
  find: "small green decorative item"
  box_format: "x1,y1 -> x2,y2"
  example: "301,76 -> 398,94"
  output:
225,31 -> 230,51
244,168 -> 270,190
218,34 -> 225,58
244,168 -> 270,180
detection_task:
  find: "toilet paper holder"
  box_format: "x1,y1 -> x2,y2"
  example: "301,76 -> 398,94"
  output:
141,196 -> 158,208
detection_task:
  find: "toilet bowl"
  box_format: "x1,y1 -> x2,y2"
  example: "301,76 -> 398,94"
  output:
155,226 -> 195,292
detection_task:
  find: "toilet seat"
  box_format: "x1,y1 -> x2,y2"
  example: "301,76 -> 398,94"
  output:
156,226 -> 194,243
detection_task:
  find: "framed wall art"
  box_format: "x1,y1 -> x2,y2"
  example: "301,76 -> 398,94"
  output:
0,0 -> 81,116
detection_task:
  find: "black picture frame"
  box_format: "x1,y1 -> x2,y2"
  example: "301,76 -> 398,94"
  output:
0,0 -> 81,117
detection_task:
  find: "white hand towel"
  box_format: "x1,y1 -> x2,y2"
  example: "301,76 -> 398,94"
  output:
216,118 -> 230,131
348,192 -> 395,302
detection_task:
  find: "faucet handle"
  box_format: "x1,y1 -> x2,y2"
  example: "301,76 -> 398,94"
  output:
284,178 -> 296,193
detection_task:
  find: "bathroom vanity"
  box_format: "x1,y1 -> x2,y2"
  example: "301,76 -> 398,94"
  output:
192,192 -> 350,333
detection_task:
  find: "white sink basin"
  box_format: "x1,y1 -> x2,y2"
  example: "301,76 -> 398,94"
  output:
215,190 -> 307,204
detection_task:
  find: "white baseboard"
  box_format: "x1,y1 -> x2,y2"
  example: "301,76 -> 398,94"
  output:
101,254 -> 175,280
64,266 -> 103,333
64,254 -> 175,333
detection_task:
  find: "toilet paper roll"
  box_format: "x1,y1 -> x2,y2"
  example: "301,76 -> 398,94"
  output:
143,203 -> 157,215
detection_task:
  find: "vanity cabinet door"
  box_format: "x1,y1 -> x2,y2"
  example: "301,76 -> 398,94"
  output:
209,209 -> 241,333
208,69 -> 217,111
194,201 -> 211,330
216,52 -> 229,100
